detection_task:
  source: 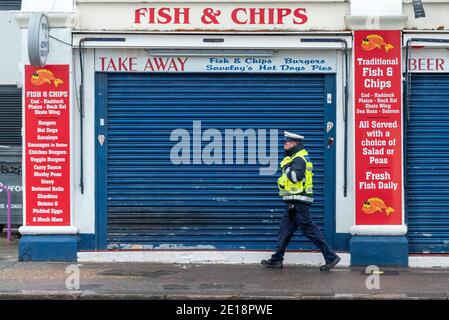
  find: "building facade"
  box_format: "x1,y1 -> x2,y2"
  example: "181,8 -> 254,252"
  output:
13,0 -> 449,266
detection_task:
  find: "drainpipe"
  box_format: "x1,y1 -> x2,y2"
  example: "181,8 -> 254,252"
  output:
77,37 -> 126,194
300,38 -> 350,197
405,38 -> 449,122
78,38 -> 85,194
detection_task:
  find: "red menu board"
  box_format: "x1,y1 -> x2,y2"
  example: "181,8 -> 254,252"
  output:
25,64 -> 70,226
354,30 -> 403,225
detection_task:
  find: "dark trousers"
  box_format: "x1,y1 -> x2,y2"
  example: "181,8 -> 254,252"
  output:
272,202 -> 337,263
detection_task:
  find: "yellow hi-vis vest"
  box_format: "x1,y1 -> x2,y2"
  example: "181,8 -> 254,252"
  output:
277,149 -> 314,203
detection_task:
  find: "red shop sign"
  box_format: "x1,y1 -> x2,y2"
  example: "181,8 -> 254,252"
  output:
354,30 -> 403,225
25,64 -> 70,226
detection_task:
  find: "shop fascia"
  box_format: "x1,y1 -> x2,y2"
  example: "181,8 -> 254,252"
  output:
75,1 -> 348,32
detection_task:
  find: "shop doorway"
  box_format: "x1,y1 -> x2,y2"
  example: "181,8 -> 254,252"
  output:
95,72 -> 337,250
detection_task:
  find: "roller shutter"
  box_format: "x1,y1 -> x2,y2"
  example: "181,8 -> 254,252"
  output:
0,1 -> 21,10
102,72 -> 333,250
0,86 -> 21,146
407,73 -> 449,252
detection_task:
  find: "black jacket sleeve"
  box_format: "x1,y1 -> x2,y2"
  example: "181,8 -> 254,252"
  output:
283,157 -> 306,183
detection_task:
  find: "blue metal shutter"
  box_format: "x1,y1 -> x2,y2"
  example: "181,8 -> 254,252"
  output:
407,73 -> 449,252
106,73 -> 328,250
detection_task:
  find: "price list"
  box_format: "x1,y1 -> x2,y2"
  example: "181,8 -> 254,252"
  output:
25,65 -> 70,226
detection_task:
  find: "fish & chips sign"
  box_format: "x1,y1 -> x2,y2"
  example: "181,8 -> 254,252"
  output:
24,65 -> 71,227
134,6 -> 308,27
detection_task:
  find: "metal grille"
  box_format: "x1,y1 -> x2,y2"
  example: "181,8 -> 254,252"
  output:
0,86 -> 22,146
0,1 -> 21,10
105,73 -> 328,250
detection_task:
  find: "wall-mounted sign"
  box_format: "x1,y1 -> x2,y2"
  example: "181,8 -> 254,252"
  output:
134,6 -> 308,26
354,30 -> 403,226
0,160 -> 22,225
408,48 -> 449,72
28,13 -> 49,67
24,65 -> 70,226
94,49 -> 337,73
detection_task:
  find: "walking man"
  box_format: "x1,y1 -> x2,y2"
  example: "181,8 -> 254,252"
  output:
261,131 -> 341,271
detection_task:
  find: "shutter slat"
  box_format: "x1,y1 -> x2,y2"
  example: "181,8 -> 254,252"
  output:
0,1 -> 21,10
407,73 -> 449,253
0,86 -> 22,146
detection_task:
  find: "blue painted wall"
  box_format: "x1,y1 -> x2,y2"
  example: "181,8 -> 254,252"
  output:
78,234 -> 96,251
19,235 -> 78,262
350,236 -> 408,267
335,233 -> 351,251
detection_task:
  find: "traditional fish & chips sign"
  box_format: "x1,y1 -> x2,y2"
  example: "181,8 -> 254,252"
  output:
354,30 -> 403,226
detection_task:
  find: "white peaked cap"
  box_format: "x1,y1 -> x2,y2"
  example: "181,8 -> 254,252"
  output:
284,131 -> 305,141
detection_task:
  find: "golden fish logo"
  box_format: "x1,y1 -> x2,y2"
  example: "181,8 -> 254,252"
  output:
362,197 -> 395,216
361,34 -> 394,53
30,69 -> 63,87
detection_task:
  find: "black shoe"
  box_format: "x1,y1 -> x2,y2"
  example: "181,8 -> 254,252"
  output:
320,256 -> 341,272
261,258 -> 283,269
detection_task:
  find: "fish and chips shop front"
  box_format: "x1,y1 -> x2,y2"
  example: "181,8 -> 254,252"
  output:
12,0 -> 449,267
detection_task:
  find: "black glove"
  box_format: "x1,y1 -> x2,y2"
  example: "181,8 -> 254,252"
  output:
288,204 -> 296,218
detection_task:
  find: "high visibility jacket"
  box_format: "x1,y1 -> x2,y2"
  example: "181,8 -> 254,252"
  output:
277,149 -> 314,203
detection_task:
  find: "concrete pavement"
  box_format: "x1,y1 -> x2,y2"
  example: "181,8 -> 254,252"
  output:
2,238 -> 449,300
